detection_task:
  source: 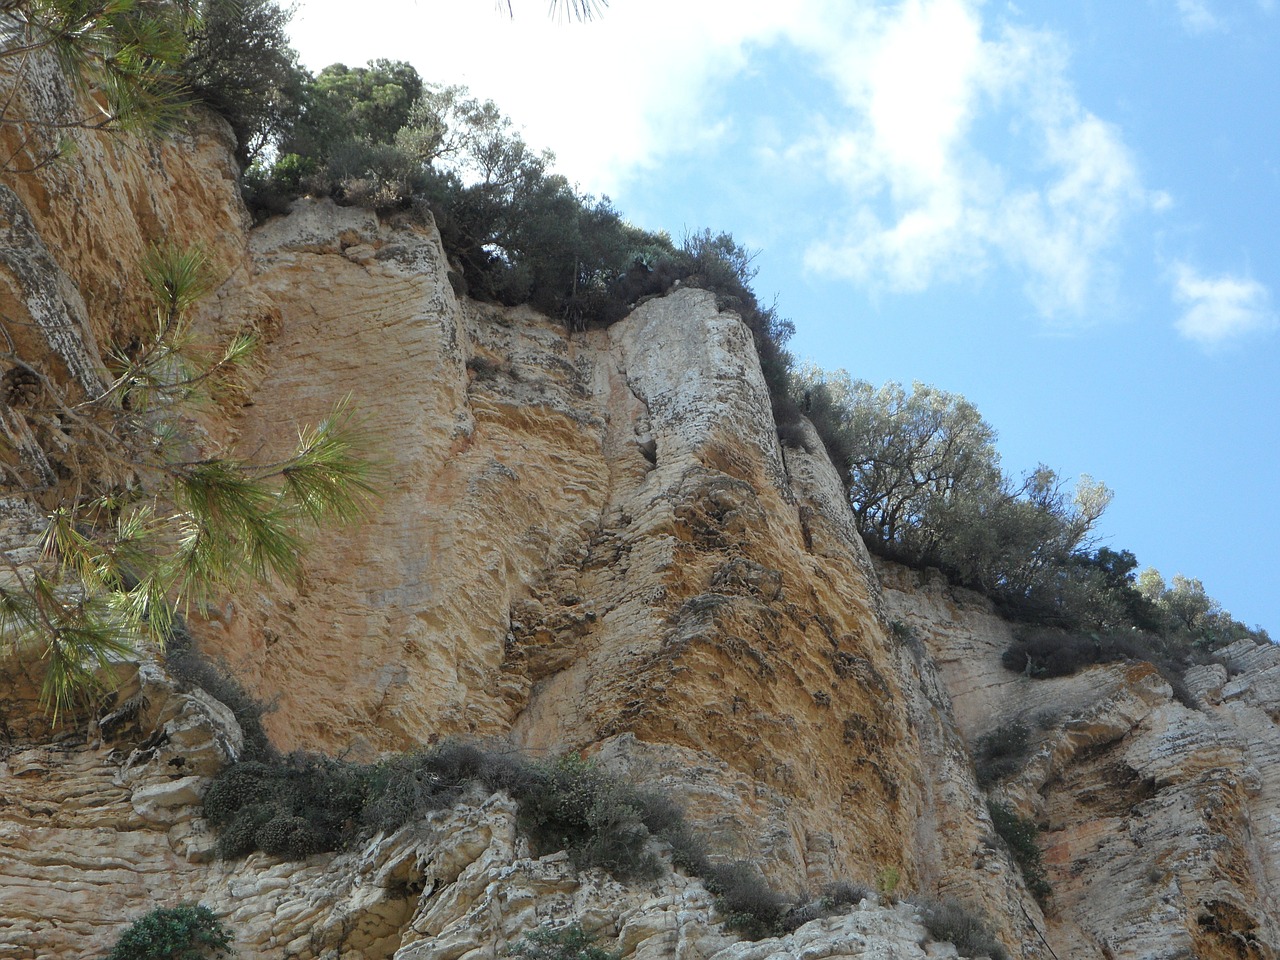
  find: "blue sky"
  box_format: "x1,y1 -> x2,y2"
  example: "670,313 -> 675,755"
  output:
288,0 -> 1279,631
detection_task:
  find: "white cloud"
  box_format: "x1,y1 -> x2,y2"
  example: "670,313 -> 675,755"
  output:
797,5 -> 1149,318
1176,0 -> 1225,33
287,0 -> 794,196
286,0 -> 1154,321
1172,264 -> 1277,347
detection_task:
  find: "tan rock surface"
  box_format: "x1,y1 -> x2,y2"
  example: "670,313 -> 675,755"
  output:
878,560 -> 1280,960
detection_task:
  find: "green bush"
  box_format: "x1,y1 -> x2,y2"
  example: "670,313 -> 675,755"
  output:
973,722 -> 1031,789
987,801 -> 1050,902
700,860 -> 792,940
509,924 -> 620,960
916,898 -> 1009,960
205,743 -> 671,880
1000,626 -> 1200,709
182,0 -> 307,167
105,903 -> 232,960
202,753 -> 370,859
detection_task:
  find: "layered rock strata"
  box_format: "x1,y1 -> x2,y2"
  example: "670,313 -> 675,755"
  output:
878,562 -> 1280,960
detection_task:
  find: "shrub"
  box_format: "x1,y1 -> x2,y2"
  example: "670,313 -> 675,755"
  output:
876,866 -> 900,900
701,860 -> 792,939
987,801 -> 1050,902
973,722 -> 1031,789
202,753 -> 370,859
206,743 -> 672,880
1001,627 -> 1099,678
182,0 -> 307,167
163,622 -> 273,762
105,903 -> 233,960
916,898 -> 1009,960
1000,626 -> 1201,709
785,882 -> 872,929
509,924 -> 620,960
318,141 -> 424,210
823,881 -> 871,908
504,754 -> 664,880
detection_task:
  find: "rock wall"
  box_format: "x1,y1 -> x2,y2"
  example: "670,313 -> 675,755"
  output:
878,561 -> 1280,960
201,197 -> 984,909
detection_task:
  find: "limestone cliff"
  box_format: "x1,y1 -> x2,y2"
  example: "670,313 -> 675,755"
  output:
1,60 -> 1277,960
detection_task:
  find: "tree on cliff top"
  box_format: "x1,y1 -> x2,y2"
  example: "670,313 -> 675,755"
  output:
794,368 -> 1113,615
182,0 -> 307,166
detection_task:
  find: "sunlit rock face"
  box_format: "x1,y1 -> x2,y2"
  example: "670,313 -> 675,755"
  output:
2,56 -> 1278,960
879,561 -> 1280,960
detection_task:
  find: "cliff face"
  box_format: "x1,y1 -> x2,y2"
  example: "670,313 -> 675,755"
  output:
1,64 -> 1277,960
879,563 -> 1280,960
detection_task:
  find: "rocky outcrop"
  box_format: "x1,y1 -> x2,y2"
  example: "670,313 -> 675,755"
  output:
0,667 -> 1006,960
878,561 -> 1280,960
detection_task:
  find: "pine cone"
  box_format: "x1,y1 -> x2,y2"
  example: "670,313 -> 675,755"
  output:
2,367 -> 40,408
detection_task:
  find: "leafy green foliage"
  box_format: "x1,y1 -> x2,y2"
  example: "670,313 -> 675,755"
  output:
791,370 -> 1114,616
987,801 -> 1050,902
181,0 -> 305,166
916,898 -> 1010,960
283,59 -> 424,159
973,722 -> 1031,789
105,903 -> 233,960
508,924 -> 620,960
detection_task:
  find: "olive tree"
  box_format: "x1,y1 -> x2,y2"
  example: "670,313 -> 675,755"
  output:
793,369 -> 1000,548
794,368 -> 1113,610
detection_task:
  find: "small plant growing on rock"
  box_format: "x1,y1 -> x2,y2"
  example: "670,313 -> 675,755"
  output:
916,898 -> 1009,960
973,721 -> 1031,788
105,903 -> 233,960
508,924 -> 620,960
987,800 -> 1051,902
876,865 -> 900,901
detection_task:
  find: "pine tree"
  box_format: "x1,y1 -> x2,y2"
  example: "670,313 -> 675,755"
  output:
0,243 -> 376,719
